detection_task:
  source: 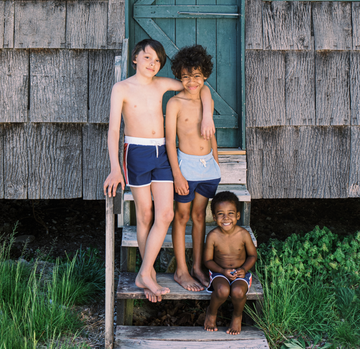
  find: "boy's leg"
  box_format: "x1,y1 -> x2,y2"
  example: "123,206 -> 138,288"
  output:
173,201 -> 204,291
191,192 -> 210,287
135,181 -> 174,296
227,280 -> 248,335
204,278 -> 230,331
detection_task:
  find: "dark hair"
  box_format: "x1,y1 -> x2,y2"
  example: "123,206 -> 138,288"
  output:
131,39 -> 167,70
211,191 -> 241,215
171,45 -> 213,79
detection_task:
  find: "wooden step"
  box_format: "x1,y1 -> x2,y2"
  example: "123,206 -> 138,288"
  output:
124,184 -> 251,202
115,325 -> 269,349
218,147 -> 246,155
117,272 -> 264,301
122,225 -> 257,248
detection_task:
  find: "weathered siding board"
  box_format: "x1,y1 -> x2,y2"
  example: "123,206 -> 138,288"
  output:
315,52 -> 350,126
30,50 -> 88,123
313,2 -> 352,51
247,126 -> 350,199
0,126 -> 3,199
350,52 -> 360,125
27,124 -> 82,199
353,3 -> 360,50
14,1 -> 66,49
108,0 -> 126,49
66,0 -> 107,49
349,126 -> 360,197
0,1 -> 4,48
246,50 -> 285,127
89,50 -> 118,123
291,2 -> 312,51
0,50 -> 29,123
285,51 -> 315,125
83,124 -> 110,200
3,0 -> 14,48
3,124 -> 28,199
245,0 -> 262,49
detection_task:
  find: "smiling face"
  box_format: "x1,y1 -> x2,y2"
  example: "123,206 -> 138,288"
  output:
213,201 -> 241,233
133,45 -> 161,77
180,67 -> 206,96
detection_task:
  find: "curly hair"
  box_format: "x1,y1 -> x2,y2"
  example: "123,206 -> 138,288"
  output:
131,39 -> 167,70
211,191 -> 241,215
171,45 -> 213,79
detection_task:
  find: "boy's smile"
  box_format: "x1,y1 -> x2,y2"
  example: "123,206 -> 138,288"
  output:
180,68 -> 206,96
133,46 -> 161,77
213,201 -> 240,233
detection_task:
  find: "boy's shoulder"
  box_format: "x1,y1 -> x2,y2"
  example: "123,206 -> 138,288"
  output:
167,92 -> 186,107
206,226 -> 222,240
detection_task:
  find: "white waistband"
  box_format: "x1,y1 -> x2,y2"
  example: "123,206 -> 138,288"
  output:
124,136 -> 165,146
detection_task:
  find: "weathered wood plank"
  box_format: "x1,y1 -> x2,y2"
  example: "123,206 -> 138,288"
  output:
66,0 -> 107,49
30,50 -> 88,123
0,1 -> 4,48
291,2 -> 312,51
117,272 -> 264,300
14,1 -> 66,48
89,50 -> 118,123
350,52 -> 360,126
0,50 -> 29,122
246,50 -> 285,127
315,52 -> 350,126
246,126 -> 350,199
353,3 -> 360,50
245,0 -> 262,49
108,0 -> 125,49
313,2 -> 352,51
27,124 -> 82,199
3,124 -> 28,199
83,124 -> 110,200
3,0 -> 14,48
218,154 -> 246,184
0,126 -> 4,199
285,51 -> 315,125
349,126 -> 360,197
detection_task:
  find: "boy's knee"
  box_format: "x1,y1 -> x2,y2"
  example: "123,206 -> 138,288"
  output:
175,209 -> 190,225
214,283 -> 230,300
158,207 -> 174,225
137,207 -> 153,226
191,209 -> 206,224
231,286 -> 246,300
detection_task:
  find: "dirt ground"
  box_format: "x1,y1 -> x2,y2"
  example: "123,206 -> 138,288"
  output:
1,198 -> 360,348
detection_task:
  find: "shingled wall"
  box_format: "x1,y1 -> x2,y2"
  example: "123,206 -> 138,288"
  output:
0,0 -> 125,200
246,0 -> 360,199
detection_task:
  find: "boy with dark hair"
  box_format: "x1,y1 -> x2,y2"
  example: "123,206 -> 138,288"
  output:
204,191 -> 257,335
166,45 -> 220,292
104,39 -> 213,302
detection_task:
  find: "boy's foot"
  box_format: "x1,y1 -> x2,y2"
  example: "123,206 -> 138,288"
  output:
144,288 -> 161,302
191,268 -> 209,288
226,314 -> 242,335
174,271 -> 204,292
135,273 -> 170,297
204,307 -> 218,332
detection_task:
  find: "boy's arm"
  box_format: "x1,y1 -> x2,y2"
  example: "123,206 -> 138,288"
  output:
200,85 -> 215,140
235,232 -> 257,278
210,125 -> 219,164
103,83 -> 126,197
165,99 -> 189,195
161,77 -> 184,92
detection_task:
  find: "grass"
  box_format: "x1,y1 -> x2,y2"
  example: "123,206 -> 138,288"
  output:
0,224 -> 105,349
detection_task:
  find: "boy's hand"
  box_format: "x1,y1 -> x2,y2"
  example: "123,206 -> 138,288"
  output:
103,170 -> 125,197
201,115 -> 215,140
233,268 -> 246,279
223,269 -> 237,281
174,174 -> 189,196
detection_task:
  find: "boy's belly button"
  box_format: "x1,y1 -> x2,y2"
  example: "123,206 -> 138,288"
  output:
152,130 -> 156,135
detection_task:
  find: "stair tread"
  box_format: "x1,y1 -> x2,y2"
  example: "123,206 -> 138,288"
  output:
117,272 -> 263,301
122,225 -> 257,248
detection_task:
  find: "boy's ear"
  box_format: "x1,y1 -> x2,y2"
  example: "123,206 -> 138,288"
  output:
236,211 -> 241,220
213,214 -> 216,222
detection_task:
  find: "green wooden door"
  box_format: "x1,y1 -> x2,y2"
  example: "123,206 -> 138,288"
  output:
127,0 -> 245,149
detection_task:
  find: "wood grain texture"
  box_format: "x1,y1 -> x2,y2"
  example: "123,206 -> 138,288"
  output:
14,1 -> 66,48
245,0 -> 262,49
316,52 -> 350,126
27,124 -> 82,199
247,126 -> 350,199
66,0 -> 107,49
313,2 -> 352,51
89,50 -> 117,123
349,127 -> 360,197
83,124 -> 110,200
285,51 -> 315,125
3,124 -> 28,199
291,2 -> 312,51
218,154 -> 246,184
350,52 -> 360,126
246,50 -> 285,127
0,50 -> 29,122
108,0 -> 125,49
3,0 -> 14,48
0,126 -> 3,199
353,3 -> 360,50
0,1 -> 4,48
30,50 -> 88,123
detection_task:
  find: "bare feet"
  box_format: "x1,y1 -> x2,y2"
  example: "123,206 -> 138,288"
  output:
135,273 -> 170,297
191,267 -> 209,288
226,314 -> 242,335
204,307 -> 218,332
144,288 -> 161,302
174,271 -> 204,292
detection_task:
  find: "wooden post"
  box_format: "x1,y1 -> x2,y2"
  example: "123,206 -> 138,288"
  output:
105,195 -> 115,349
